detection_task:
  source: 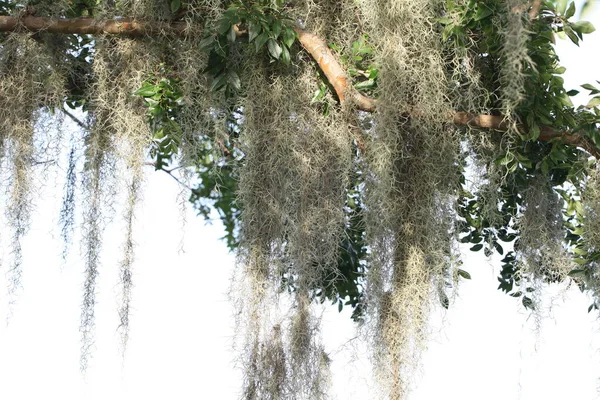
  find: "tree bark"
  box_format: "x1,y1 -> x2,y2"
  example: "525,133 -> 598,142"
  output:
0,15 -> 598,157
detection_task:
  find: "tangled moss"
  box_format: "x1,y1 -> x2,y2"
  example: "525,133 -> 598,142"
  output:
0,33 -> 65,303
1,0 -> 600,398
355,0 -> 462,396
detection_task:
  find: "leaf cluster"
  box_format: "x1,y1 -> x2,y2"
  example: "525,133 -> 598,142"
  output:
199,0 -> 297,94
134,65 -> 184,170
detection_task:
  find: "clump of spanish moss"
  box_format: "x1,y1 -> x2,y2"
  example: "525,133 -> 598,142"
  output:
355,0 -> 463,397
516,174 -> 572,313
79,34 -> 160,368
580,167 -> 600,307
234,16 -> 352,393
500,0 -> 534,126
0,33 -> 65,303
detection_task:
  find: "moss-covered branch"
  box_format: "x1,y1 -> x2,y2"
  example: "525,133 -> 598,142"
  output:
0,15 -> 190,36
1,14 -> 597,157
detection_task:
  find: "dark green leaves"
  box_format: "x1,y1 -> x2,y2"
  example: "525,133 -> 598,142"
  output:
254,32 -> 269,52
134,68 -> 183,170
248,20 -> 261,42
470,244 -> 483,252
282,27 -> 296,48
457,269 -> 471,280
200,1 -> 298,94
267,39 -> 282,59
170,0 -> 181,14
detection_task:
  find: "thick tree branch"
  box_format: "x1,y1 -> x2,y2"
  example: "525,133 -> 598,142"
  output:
293,28 -> 376,112
1,15 -> 598,158
0,15 -> 190,36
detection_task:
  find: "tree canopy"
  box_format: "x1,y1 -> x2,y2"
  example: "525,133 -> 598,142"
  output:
1,0 -> 600,398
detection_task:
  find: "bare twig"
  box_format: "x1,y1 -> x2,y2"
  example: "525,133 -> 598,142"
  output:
144,161 -> 194,190
62,106 -> 90,131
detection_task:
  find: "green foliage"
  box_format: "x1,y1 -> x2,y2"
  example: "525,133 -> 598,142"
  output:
134,66 -> 184,170
200,0 -> 298,94
444,0 -> 600,308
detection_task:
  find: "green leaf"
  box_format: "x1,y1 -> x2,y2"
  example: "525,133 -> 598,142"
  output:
474,4 -> 493,21
227,70 -> 241,91
568,269 -> 587,278
566,89 -> 579,96
281,45 -> 291,65
587,96 -> 600,108
457,269 -> 471,280
571,21 -> 596,34
581,0 -> 596,19
564,1 -> 576,19
282,27 -> 296,48
582,83 -> 599,91
440,292 -> 449,309
494,242 -> 504,255
496,153 -> 514,166
226,24 -> 236,42
522,296 -> 534,310
255,32 -> 269,52
170,0 -> 181,13
470,244 -> 483,252
354,79 -> 376,90
556,0 -> 569,15
218,19 -> 232,35
210,73 -> 228,91
134,84 -> 159,97
554,66 -> 567,74
311,85 -> 327,103
267,39 -> 282,59
248,20 -> 261,42
564,25 -> 580,45
271,19 -> 283,39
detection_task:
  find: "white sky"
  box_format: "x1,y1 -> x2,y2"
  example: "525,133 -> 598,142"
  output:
1,3 -> 600,399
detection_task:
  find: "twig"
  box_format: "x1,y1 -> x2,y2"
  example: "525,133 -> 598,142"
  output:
62,106 -> 90,131
144,161 -> 194,190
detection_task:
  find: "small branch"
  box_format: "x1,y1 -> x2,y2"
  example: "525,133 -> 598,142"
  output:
454,112 -> 600,159
62,106 -> 90,131
144,161 -> 194,190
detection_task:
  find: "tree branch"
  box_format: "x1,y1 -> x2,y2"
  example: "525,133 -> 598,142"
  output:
144,161 -> 194,190
1,15 -> 598,158
62,106 -> 90,131
0,15 -> 190,36
529,0 -> 543,19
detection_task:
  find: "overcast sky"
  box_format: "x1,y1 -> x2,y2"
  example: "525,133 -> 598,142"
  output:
1,3 -> 600,399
